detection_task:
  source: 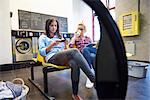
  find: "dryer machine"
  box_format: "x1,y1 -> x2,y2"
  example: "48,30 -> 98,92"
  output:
12,31 -> 33,62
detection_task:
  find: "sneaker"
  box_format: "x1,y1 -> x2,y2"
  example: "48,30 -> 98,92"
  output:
90,66 -> 95,74
85,77 -> 94,88
72,94 -> 83,100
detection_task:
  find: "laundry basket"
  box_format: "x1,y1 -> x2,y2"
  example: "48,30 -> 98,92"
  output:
12,78 -> 29,100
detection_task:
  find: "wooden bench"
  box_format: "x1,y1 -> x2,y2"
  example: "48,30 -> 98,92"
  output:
28,52 -> 69,99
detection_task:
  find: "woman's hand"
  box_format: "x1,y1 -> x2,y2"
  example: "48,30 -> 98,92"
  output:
46,40 -> 61,53
64,39 -> 68,45
75,30 -> 81,37
52,40 -> 61,46
64,40 -> 69,49
70,33 -> 79,44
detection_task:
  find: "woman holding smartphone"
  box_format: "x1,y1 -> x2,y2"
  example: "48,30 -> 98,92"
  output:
38,18 -> 95,100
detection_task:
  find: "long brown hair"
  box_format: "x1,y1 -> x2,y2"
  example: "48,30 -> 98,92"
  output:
45,17 -> 62,38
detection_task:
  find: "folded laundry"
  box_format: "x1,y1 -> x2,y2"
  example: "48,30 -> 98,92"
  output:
0,81 -> 14,99
0,81 -> 23,99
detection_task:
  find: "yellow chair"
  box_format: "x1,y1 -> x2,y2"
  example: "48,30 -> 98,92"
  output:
36,52 -> 67,69
29,51 -> 68,96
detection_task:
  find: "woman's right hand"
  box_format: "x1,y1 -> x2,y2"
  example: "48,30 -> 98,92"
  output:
52,40 -> 61,46
46,40 -> 61,53
69,30 -> 80,45
75,30 -> 81,37
71,31 -> 80,41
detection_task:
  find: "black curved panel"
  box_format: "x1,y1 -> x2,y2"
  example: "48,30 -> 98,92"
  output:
83,0 -> 128,99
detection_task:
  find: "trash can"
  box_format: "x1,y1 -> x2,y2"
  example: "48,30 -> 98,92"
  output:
128,60 -> 149,78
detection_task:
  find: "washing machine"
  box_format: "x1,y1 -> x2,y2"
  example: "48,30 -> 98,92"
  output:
12,31 -> 33,62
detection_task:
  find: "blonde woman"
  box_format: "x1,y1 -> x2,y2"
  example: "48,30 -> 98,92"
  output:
69,23 -> 96,88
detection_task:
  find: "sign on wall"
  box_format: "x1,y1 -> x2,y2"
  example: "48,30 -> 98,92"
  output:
118,11 -> 140,36
18,10 -> 68,32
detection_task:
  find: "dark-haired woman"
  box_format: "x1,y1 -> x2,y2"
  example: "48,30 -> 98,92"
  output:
38,18 -> 95,100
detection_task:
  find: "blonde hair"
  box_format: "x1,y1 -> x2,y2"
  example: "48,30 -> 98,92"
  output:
76,22 -> 87,33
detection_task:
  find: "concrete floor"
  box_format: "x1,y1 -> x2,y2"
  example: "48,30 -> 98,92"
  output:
0,65 -> 150,100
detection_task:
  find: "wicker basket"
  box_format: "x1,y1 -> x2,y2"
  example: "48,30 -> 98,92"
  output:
12,78 -> 29,100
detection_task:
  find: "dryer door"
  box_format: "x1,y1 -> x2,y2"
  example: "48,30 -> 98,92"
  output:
16,38 -> 32,54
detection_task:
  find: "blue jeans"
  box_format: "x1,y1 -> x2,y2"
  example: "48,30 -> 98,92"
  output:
82,46 -> 97,69
48,48 -> 95,95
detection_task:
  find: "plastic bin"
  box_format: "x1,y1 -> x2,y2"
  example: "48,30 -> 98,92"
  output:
128,60 -> 149,78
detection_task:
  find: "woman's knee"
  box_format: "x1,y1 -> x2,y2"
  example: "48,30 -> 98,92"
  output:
82,47 -> 89,53
67,48 -> 81,58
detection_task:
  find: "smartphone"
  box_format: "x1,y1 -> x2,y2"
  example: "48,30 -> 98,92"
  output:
60,39 -> 66,42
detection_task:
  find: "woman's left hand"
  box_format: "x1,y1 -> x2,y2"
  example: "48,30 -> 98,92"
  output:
64,40 -> 69,49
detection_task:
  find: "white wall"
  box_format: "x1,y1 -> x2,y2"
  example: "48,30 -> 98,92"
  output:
0,0 -> 12,64
72,0 -> 93,38
10,0 -> 73,32
79,0 -> 92,38
10,0 -> 92,35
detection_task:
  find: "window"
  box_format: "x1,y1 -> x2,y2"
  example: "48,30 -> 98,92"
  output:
93,0 -> 116,42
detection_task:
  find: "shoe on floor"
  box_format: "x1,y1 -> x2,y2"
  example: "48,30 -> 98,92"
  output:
85,77 -> 94,88
72,95 -> 83,100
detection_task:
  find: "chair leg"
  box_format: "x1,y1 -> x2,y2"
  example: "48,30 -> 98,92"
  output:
31,65 -> 34,80
43,67 -> 48,93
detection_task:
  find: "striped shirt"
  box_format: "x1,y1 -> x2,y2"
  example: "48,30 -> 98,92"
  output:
69,35 -> 91,51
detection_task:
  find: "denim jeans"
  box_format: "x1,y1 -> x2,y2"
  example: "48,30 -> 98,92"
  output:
48,48 -> 95,95
81,46 -> 97,69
